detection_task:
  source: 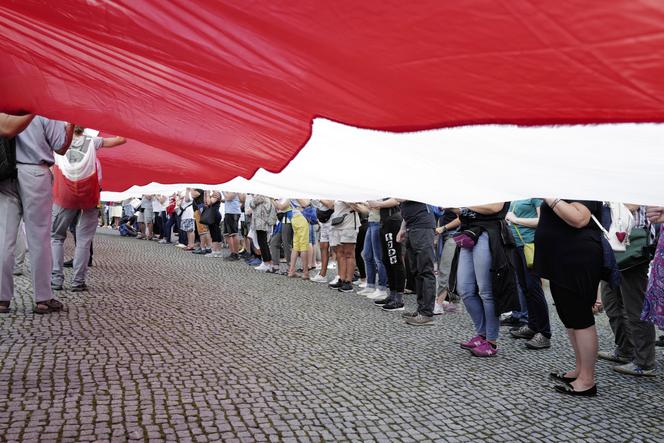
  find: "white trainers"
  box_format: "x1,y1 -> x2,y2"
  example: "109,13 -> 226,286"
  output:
255,263 -> 270,271
329,275 -> 340,285
368,289 -> 388,300
357,287 -> 375,296
433,303 -> 445,315
310,274 -> 328,283
328,261 -> 337,270
175,244 -> 187,249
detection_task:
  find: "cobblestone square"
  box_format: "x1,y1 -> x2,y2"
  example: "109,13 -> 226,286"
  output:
0,231 -> 662,442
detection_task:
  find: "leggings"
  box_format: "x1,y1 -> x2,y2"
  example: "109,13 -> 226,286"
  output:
355,221 -> 367,278
380,215 -> 405,293
256,230 -> 272,262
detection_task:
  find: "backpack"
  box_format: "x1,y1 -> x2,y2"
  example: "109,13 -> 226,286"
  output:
0,136 -> 17,181
302,206 -> 318,225
591,204 -> 623,289
604,202 -> 635,252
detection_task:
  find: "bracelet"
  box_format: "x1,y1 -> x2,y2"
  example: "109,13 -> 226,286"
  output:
550,198 -> 561,210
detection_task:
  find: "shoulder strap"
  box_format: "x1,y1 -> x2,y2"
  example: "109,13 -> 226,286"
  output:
591,214 -> 609,239
512,224 -> 526,244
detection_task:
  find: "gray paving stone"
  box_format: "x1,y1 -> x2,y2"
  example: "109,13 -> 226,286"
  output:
0,231 -> 662,442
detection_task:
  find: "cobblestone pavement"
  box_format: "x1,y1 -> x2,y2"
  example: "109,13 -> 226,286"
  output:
1,231 -> 662,442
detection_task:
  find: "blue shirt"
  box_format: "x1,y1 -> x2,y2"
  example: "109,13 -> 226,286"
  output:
510,199 -> 542,246
15,116 -> 68,166
225,194 -> 241,214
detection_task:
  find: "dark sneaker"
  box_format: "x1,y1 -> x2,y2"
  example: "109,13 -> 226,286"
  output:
51,282 -> 63,291
598,350 -> 630,364
500,316 -> 525,327
192,248 -> 206,254
405,314 -> 434,326
525,333 -> 551,349
510,325 -> 535,340
63,259 -> 73,268
224,253 -> 240,261
70,283 -> 88,292
401,311 -> 418,319
613,362 -> 656,377
655,335 -> 664,347
328,279 -> 343,290
338,282 -> 354,293
381,302 -> 405,311
374,298 -> 390,306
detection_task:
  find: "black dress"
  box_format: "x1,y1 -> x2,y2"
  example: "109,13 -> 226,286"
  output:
534,200 -> 603,329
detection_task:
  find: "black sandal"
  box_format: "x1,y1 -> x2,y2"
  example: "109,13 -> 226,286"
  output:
34,299 -> 64,315
554,384 -> 597,397
549,371 -> 577,384
0,301 -> 10,314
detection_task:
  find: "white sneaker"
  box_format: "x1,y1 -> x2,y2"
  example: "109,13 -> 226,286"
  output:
368,289 -> 388,300
328,261 -> 337,270
353,279 -> 366,286
329,275 -> 340,285
175,244 -> 187,249
255,263 -> 270,271
357,287 -> 375,296
206,251 -> 224,258
310,274 -> 328,283
433,303 -> 445,315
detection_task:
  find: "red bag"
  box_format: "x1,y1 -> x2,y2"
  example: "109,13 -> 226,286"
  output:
53,165 -> 101,209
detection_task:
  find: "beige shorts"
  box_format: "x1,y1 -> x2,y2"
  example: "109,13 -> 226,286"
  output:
329,228 -> 358,247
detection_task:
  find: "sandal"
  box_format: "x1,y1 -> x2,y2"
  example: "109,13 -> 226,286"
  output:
0,301 -> 10,314
553,384 -> 597,397
549,371 -> 577,384
34,299 -> 64,315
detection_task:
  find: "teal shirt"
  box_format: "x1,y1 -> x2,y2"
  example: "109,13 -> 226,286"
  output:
510,199 -> 542,246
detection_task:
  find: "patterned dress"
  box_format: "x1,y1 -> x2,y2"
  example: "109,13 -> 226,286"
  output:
641,225 -> 664,330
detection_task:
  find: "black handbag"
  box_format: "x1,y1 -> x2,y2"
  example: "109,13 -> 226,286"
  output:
317,208 -> 334,223
0,136 -> 17,181
199,206 -> 218,226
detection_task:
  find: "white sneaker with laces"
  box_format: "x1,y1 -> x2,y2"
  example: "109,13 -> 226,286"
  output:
368,289 -> 388,300
310,274 -> 328,283
357,287 -> 375,296
255,263 -> 270,271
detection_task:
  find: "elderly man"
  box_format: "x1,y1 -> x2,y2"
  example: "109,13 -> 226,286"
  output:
0,114 -> 73,314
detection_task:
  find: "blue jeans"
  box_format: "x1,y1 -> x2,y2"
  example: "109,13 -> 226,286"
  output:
362,222 -> 387,289
457,232 -> 500,341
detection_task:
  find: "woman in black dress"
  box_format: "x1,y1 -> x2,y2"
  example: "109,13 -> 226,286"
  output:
535,199 -> 603,396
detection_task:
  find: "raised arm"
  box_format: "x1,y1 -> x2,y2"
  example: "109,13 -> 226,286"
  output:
467,203 -> 505,215
545,199 -> 592,229
102,136 -> 126,148
0,113 -> 34,137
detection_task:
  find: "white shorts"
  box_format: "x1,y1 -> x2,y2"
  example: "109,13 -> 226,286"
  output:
319,222 -> 331,243
329,228 -> 358,247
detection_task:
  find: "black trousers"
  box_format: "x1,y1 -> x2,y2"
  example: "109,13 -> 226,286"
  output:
380,215 -> 405,295
406,228 -> 436,317
256,230 -> 271,262
355,221 -> 368,278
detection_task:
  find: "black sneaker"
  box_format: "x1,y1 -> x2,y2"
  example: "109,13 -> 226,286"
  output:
63,259 -> 73,268
338,282 -> 354,293
224,253 -> 240,261
656,335 -> 664,347
510,325 -> 536,340
71,283 -> 88,292
328,279 -> 343,289
51,282 -> 63,291
374,298 -> 390,306
401,311 -> 418,319
500,316 -> 525,327
405,314 -> 434,326
382,302 -> 405,312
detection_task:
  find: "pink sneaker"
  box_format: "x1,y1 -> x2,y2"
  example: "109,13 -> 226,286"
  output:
460,335 -> 485,350
470,341 -> 498,357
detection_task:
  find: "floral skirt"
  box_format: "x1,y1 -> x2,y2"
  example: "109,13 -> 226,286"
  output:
641,226 -> 664,330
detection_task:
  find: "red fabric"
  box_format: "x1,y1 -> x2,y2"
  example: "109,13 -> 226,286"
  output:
53,166 -> 101,209
1,1 -> 664,191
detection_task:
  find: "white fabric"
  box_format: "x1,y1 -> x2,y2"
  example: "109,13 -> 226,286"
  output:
101,119 -> 664,206
55,137 -> 97,181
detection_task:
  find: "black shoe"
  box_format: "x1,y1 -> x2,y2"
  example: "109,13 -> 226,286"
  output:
51,282 -> 63,291
549,371 -> 577,384
338,282 -> 354,293
553,384 -> 597,397
88,259 -> 93,267
63,260 -> 73,268
328,279 -> 343,289
374,298 -> 390,306
655,335 -> 664,347
401,311 -> 418,319
224,253 -> 240,261
500,316 -> 525,327
382,302 -> 405,312
71,283 -> 88,292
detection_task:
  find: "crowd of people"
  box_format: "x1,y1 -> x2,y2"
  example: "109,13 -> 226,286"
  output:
1,113 -> 663,399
